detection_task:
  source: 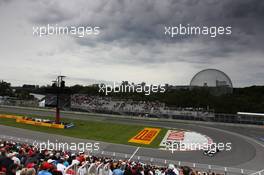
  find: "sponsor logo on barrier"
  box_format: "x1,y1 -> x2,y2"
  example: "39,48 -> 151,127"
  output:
16,118 -> 65,129
2,115 -> 72,129
129,127 -> 160,144
0,114 -> 22,119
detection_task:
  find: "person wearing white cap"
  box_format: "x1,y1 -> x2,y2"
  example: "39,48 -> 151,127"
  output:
155,169 -> 162,175
166,164 -> 179,175
8,152 -> 20,166
72,159 -> 80,165
12,156 -> 21,166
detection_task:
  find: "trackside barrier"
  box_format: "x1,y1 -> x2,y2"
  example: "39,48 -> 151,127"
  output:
0,135 -> 259,175
93,150 -> 257,175
249,169 -> 264,175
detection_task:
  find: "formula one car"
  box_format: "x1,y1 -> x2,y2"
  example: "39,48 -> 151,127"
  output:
203,146 -> 220,157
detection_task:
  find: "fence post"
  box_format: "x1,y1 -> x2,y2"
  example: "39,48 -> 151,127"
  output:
64,162 -> 78,175
77,161 -> 89,175
74,163 -> 78,175
208,165 -> 211,173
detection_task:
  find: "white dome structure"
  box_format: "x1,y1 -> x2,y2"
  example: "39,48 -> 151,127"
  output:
190,69 -> 233,88
190,69 -> 233,95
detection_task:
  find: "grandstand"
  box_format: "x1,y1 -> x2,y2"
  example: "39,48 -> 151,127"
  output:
0,96 -> 38,107
70,94 -> 212,119
0,140 -> 225,175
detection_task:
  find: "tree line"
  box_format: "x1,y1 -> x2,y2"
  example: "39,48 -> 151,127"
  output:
1,80 -> 263,114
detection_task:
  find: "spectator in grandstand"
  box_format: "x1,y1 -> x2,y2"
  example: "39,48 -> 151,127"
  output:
20,168 -> 36,175
112,164 -> 124,175
166,164 -> 179,175
56,159 -> 66,173
38,162 -> 53,175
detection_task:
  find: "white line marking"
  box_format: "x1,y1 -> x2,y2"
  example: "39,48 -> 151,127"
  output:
129,147 -> 140,161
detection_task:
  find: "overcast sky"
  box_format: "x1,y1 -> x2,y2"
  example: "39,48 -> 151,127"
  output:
0,0 -> 263,87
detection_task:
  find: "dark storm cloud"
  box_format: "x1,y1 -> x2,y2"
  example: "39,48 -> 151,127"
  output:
28,0 -> 264,65
0,0 -> 13,6
221,0 -> 264,48
29,1 -> 77,24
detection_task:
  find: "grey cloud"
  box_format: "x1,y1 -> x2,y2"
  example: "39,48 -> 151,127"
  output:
1,0 -> 263,87
0,0 -> 12,6
29,0 -> 263,64
29,0 -> 78,24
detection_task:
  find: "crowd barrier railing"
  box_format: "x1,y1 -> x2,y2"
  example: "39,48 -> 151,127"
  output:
64,162 -> 78,175
249,169 -> 264,175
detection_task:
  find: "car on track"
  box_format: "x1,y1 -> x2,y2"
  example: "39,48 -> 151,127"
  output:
203,145 -> 220,157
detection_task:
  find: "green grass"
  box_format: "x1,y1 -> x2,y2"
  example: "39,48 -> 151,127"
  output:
0,114 -> 167,148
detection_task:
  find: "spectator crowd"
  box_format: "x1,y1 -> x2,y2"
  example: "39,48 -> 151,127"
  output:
71,95 -> 209,118
0,140 -> 223,175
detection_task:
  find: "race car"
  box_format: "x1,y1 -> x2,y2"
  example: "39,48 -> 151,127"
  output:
203,146 -> 220,157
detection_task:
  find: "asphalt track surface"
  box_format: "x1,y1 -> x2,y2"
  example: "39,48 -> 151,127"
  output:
0,106 -> 264,173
